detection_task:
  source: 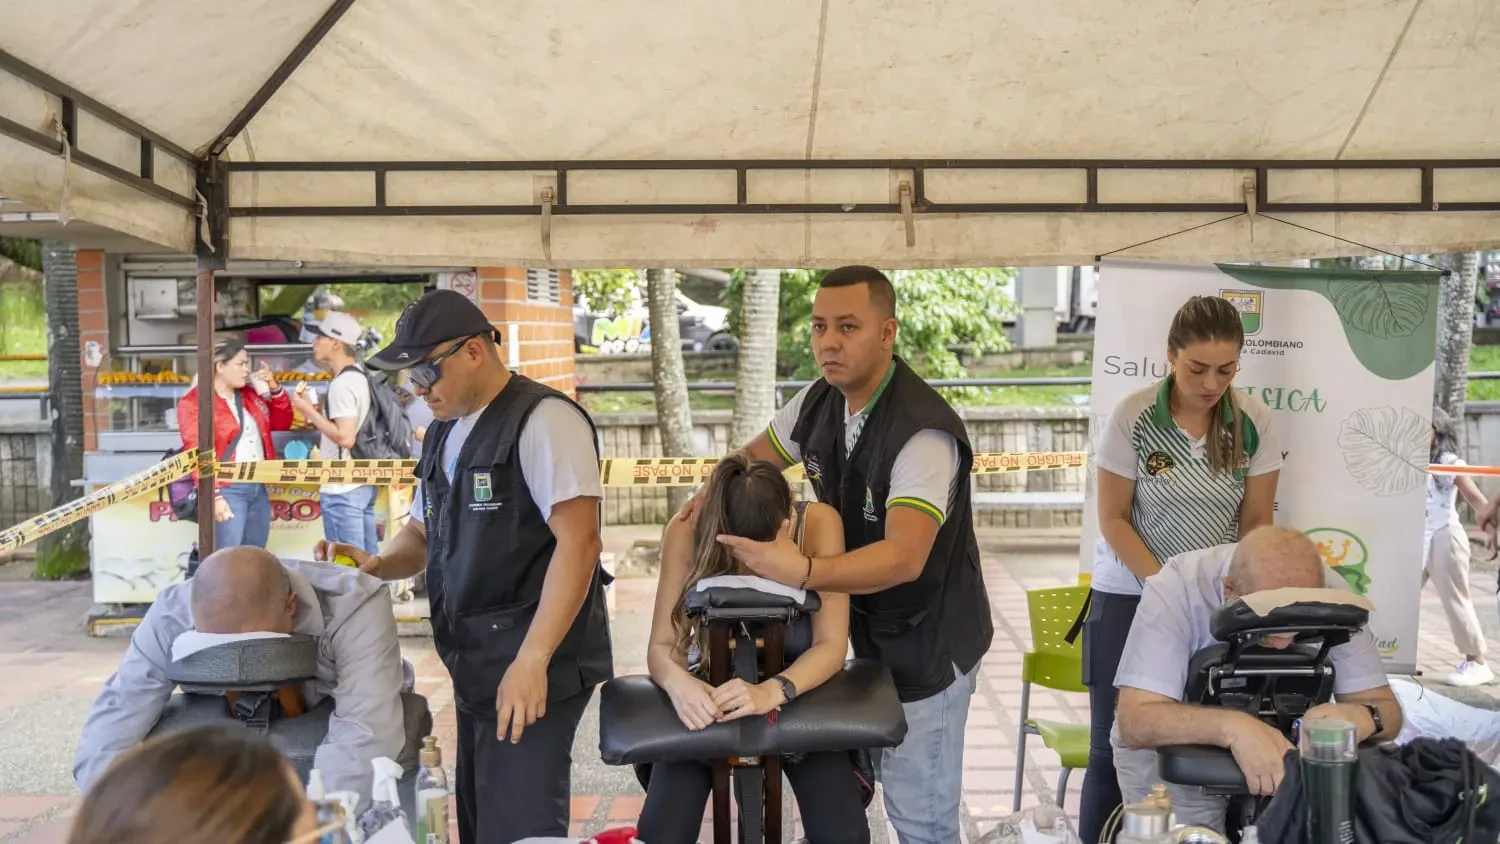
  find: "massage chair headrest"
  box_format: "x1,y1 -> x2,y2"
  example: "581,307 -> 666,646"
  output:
681,575 -> 821,621
166,634 -> 318,692
1211,587 -> 1372,642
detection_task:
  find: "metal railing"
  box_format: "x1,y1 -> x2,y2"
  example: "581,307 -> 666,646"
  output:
577,372 -> 1500,407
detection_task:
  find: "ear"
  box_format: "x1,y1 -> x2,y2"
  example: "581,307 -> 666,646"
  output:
881,317 -> 898,348
1220,575 -> 1236,600
1167,347 -> 1179,365
284,589 -> 298,617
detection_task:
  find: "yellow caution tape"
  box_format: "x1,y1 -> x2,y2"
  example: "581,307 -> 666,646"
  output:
0,449 -> 200,552
0,449 -> 1089,552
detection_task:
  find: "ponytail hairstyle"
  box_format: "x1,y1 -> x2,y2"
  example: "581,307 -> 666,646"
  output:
1431,405 -> 1459,463
671,454 -> 794,666
1166,296 -> 1247,476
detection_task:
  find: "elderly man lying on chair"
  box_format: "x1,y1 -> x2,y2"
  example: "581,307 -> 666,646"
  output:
73,546 -> 409,803
1112,526 -> 1403,831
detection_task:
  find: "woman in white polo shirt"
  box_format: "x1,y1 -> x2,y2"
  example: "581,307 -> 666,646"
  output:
1077,295 -> 1282,842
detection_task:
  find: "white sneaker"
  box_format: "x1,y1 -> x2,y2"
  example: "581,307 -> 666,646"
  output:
1448,660 -> 1495,686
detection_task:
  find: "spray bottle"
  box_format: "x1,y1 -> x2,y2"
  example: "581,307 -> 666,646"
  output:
357,757 -> 410,841
306,770 -> 349,844
414,736 -> 450,844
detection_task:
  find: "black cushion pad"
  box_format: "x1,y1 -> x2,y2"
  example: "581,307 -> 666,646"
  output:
682,585 -> 821,616
165,634 -> 320,689
1157,744 -> 1248,791
1211,599 -> 1369,641
599,659 -> 906,764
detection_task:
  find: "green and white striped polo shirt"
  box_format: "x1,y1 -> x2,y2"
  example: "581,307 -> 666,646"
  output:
1092,378 -> 1282,596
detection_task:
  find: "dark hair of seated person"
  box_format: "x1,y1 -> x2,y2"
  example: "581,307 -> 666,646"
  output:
68,725 -> 313,844
671,454 -> 794,665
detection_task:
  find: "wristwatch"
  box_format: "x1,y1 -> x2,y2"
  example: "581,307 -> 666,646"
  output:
773,675 -> 798,705
1361,703 -> 1384,737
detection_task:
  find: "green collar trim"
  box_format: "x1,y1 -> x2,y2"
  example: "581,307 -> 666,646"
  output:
1151,374 -> 1235,430
853,360 -> 898,417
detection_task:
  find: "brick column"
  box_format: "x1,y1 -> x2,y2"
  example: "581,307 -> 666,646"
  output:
476,267 -> 577,395
76,250 -> 108,452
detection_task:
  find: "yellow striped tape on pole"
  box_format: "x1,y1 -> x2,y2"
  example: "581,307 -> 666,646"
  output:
0,449 -> 200,552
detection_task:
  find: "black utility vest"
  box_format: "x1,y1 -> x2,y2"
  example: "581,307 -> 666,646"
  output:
789,358 -> 994,702
418,375 -> 613,715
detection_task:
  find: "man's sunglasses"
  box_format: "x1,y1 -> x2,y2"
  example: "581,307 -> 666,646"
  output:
408,333 -> 483,389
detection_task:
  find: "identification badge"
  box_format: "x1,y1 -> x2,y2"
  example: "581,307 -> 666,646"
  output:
473,472 -> 493,502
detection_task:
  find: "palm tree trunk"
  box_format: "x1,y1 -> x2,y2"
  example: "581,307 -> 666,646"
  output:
730,269 -> 781,449
647,269 -> 695,514
1435,252 -> 1480,449
36,241 -> 89,579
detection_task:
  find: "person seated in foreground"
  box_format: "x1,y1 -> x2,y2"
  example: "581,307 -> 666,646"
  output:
73,546 -> 408,804
1112,525 -> 1403,832
69,724 -> 320,844
638,455 -> 870,844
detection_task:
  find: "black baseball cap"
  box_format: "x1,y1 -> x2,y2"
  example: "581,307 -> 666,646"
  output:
368,289 -> 499,371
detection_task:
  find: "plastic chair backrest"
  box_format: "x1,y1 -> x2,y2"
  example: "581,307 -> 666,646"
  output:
1022,584 -> 1089,694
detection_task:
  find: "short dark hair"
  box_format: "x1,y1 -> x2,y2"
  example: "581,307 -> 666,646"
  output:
819,266 -> 896,319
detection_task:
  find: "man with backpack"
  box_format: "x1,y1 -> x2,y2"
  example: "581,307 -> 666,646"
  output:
292,311 -> 411,554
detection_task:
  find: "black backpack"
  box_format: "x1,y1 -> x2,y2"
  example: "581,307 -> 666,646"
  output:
333,366 -> 413,460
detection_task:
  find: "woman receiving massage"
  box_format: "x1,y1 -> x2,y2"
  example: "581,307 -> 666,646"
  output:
637,455 -> 870,844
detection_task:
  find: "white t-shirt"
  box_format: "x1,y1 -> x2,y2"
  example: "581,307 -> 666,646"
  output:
321,369 -> 372,495
232,397 -> 265,463
409,398 -> 603,525
1424,451 -> 1465,566
765,380 -> 961,526
1092,381 -> 1283,596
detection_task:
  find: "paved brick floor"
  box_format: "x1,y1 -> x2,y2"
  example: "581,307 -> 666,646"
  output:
0,532 -> 1496,843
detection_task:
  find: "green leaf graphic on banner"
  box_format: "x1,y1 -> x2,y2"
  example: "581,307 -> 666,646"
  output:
1215,264 -> 1440,380
1336,406 -> 1429,496
1326,277 -> 1429,338
1328,561 -> 1371,596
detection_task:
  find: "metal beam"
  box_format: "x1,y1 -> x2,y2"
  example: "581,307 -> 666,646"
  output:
208,0 -> 359,157
0,114 -> 195,209
224,157 -> 1500,218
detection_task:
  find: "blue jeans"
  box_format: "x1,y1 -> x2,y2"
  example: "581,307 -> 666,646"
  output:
216,483 -> 271,549
321,486 -> 379,554
876,661 -> 978,844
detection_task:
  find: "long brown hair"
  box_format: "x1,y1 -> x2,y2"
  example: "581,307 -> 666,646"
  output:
672,455 -> 794,664
69,726 -> 305,844
1167,295 -> 1246,476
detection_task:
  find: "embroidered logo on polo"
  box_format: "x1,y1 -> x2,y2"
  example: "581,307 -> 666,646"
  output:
469,471 -> 501,512
863,488 -> 878,522
1144,451 -> 1175,477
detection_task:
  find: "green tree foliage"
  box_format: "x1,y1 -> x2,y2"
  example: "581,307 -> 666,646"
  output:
572,269 -> 640,316
727,268 -> 1015,378
0,237 -> 42,271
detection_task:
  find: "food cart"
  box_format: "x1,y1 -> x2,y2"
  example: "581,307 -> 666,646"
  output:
82,255 -> 461,624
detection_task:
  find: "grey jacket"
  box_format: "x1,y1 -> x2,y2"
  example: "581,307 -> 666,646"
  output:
73,560 -> 407,802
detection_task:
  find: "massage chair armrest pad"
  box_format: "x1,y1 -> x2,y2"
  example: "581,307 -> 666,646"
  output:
682,585 -> 821,616
1156,744 -> 1249,792
166,634 -> 319,687
598,659 -> 905,765
1212,592 -> 1371,641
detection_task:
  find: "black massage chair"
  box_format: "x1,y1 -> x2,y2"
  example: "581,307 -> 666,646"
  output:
599,582 -> 909,844
1154,588 -> 1373,841
147,635 -> 434,816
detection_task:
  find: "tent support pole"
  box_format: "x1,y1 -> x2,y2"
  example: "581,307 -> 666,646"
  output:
194,156 -> 228,557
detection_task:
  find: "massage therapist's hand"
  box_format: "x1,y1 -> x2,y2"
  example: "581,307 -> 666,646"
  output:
712,678 -> 783,721
716,527 -> 806,588
1227,716 -> 1295,796
496,650 -> 548,744
313,540 -> 376,575
663,673 -> 722,731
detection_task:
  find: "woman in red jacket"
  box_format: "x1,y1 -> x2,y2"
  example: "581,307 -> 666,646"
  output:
177,338 -> 294,548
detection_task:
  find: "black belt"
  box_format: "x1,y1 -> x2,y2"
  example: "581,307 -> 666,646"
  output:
1063,589 -> 1092,645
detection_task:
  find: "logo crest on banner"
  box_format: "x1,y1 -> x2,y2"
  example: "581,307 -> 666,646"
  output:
1219,289 -> 1263,336
473,472 -> 493,503
1305,527 -> 1370,596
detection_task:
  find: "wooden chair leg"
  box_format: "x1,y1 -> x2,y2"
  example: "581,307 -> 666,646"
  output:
712,762 -> 732,844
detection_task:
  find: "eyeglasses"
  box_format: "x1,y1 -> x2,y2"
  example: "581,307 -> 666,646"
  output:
408,334 -> 481,390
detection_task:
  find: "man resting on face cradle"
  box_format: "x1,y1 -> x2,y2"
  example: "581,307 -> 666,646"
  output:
1111,526 -> 1403,832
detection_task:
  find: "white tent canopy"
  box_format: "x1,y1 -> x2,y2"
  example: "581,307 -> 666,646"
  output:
2,0 -> 1498,268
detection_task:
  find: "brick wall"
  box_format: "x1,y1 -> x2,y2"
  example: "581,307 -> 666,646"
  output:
76,250 -> 107,452
477,267 -> 577,395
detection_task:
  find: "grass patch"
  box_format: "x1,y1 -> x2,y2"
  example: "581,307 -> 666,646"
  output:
1469,346 -> 1500,402
0,282 -> 46,381
34,525 -> 89,580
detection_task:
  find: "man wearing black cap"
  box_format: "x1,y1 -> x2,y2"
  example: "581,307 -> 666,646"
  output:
314,289 -> 613,844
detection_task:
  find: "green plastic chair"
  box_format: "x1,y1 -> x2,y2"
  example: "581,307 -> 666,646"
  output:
1011,583 -> 1091,812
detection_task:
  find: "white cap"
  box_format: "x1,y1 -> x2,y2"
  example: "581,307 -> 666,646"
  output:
312,311 -> 364,345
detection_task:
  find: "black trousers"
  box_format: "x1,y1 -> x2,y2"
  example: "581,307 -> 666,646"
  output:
637,751 -> 870,844
1078,590 -> 1141,844
453,685 -> 594,844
